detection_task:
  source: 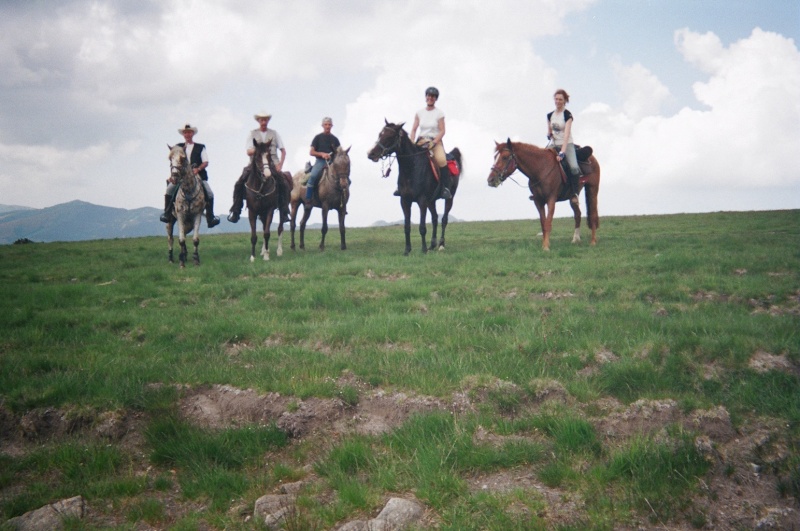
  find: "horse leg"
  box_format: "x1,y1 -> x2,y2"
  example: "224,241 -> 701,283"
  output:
418,202 -> 429,254
320,206 -> 328,251
401,199 -> 413,255
542,199 -> 557,251
439,198 -> 452,251
192,217 -> 201,266
262,212 -> 271,261
428,204 -> 439,251
166,221 -> 174,263
249,213 -> 258,263
290,201 -> 298,251
276,212 -> 284,257
178,223 -> 188,268
586,182 -> 599,246
338,207 -> 346,250
299,205 -> 312,250
570,197 -> 582,244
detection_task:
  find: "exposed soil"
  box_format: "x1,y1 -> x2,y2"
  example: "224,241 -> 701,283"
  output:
2,354 -> 798,529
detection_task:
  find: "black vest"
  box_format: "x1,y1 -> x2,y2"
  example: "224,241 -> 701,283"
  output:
178,142 -> 208,181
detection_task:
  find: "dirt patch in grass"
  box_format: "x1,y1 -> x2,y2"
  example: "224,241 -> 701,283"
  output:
2,378 -> 797,529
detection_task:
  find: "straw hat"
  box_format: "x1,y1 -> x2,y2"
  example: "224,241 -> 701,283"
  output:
254,111 -> 272,120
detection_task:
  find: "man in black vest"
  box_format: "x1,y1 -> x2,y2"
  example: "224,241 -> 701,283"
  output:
160,124 -> 220,228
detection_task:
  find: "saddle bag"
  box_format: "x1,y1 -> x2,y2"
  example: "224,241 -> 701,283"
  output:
446,158 -> 460,177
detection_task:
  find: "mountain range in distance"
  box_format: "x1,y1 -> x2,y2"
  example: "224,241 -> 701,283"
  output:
0,201 -> 431,245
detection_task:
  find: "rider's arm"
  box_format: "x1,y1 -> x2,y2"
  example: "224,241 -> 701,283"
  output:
309,143 -> 330,160
277,148 -> 286,170
433,116 -> 445,146
409,113 -> 420,143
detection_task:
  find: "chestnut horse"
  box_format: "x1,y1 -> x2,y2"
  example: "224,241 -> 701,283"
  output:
367,120 -> 461,255
243,139 -> 286,261
289,145 -> 351,251
166,145 -> 205,267
487,139 -> 600,251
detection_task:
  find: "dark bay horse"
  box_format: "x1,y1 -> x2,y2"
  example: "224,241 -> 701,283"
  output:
290,145 -> 351,251
243,139 -> 287,261
487,139 -> 600,251
367,120 -> 462,255
167,145 -> 205,267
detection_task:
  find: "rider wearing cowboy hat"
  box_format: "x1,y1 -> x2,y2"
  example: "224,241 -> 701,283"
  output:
227,111 -> 291,224
161,123 -> 220,227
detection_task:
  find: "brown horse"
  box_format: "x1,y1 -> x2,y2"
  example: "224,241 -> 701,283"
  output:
166,145 -> 205,267
243,139 -> 287,261
367,120 -> 462,255
290,145 -> 351,251
487,139 -> 600,251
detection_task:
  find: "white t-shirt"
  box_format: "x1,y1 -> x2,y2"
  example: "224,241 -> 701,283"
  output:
416,107 -> 445,139
246,128 -> 284,160
548,109 -> 574,146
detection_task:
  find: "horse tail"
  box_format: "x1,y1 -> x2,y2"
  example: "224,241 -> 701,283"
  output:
585,156 -> 600,230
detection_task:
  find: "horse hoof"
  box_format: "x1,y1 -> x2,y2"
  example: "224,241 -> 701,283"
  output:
250,256 -> 255,263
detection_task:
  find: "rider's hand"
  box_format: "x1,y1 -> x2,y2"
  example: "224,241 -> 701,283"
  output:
558,152 -> 565,161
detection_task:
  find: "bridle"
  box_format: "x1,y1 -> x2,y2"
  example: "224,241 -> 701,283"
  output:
169,149 -> 188,181
372,125 -> 403,159
489,147 -> 517,184
246,147 -> 277,197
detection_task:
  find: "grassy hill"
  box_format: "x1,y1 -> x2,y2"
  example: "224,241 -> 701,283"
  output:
1,211 -> 798,529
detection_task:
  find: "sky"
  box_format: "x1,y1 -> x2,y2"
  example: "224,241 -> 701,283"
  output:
1,0 -> 799,227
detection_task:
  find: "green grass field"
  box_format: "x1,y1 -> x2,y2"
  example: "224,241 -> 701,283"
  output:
1,210 -> 798,529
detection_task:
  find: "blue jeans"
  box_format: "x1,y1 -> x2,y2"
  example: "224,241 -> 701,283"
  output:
306,158 -> 326,199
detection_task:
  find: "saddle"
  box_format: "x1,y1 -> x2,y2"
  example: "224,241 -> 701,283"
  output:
545,145 -> 593,202
423,151 -> 460,182
548,145 -> 593,184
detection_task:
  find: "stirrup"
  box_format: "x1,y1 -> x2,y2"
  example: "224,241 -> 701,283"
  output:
207,216 -> 220,228
227,211 -> 240,223
160,213 -> 171,223
440,188 -> 452,200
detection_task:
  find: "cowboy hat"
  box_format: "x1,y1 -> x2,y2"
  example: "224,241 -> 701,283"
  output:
178,123 -> 198,134
254,111 -> 272,120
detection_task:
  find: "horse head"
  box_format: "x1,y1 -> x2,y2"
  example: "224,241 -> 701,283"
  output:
367,120 -> 406,161
487,139 -> 517,187
331,145 -> 351,185
251,138 -> 274,180
168,144 -> 189,183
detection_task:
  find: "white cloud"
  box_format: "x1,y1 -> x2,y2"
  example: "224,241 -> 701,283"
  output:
0,1 -> 797,225
582,27 -> 800,196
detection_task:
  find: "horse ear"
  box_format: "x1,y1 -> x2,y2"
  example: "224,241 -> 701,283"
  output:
384,118 -> 389,125
345,145 -> 351,154
252,138 -> 258,147
506,138 -> 512,150
168,144 -> 173,150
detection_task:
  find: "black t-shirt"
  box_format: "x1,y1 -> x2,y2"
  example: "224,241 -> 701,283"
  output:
311,133 -> 341,158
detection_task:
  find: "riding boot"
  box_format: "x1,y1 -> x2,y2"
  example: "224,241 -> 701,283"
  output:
160,194 -> 173,223
569,174 -> 581,205
227,168 -> 247,222
205,198 -> 220,228
438,166 -> 452,200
